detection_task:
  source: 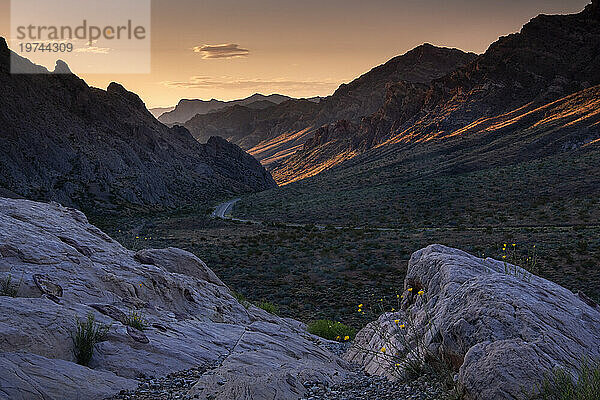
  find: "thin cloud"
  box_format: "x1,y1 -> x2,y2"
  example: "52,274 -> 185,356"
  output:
161,75 -> 340,91
192,44 -> 250,59
74,46 -> 111,54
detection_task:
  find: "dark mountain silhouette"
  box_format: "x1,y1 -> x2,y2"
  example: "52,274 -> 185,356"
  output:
0,38 -> 276,212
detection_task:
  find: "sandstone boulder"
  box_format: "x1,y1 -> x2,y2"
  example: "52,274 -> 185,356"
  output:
346,244 -> 600,400
0,198 -> 349,400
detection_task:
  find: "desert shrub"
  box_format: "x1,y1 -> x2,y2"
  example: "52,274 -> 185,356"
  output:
124,309 -> 148,331
528,359 -> 600,400
354,289 -> 461,399
308,319 -> 355,341
256,301 -> 279,315
73,313 -> 111,366
501,243 -> 539,281
0,274 -> 21,297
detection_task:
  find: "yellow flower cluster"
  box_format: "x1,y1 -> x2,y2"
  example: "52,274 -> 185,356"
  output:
335,335 -> 351,341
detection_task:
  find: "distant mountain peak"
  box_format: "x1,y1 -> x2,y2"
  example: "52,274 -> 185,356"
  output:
160,93 -> 293,125
53,60 -> 72,74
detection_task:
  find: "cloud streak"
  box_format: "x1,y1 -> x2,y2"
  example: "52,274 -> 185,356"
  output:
74,46 -> 112,54
161,75 -> 340,91
192,43 -> 250,59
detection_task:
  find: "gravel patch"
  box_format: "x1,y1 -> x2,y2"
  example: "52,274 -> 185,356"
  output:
105,358 -> 223,400
106,343 -> 450,400
301,341 -> 450,400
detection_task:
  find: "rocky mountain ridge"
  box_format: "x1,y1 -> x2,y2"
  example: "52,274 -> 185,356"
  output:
0,38 -> 276,211
183,45 -> 476,171
158,93 -> 293,125
274,1 -> 600,183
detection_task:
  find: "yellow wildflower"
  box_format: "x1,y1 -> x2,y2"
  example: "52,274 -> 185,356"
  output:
400,324 -> 405,329
358,304 -> 363,308
407,288 -> 413,292
418,290 -> 424,296
336,336 -> 340,340
381,347 -> 386,353
394,320 -> 400,324
344,335 -> 350,341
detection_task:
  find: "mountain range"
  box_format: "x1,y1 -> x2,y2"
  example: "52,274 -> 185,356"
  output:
149,106 -> 175,119
0,38 -> 276,212
187,1 -> 600,186
235,1 -> 600,226
271,0 -> 600,184
182,45 -> 476,176
158,93 -> 294,125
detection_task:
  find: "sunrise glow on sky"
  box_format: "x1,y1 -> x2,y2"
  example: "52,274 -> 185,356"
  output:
0,0 -> 589,108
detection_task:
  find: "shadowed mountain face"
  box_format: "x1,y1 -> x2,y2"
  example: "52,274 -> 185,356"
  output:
0,38 -> 276,212
149,106 -> 175,119
183,45 -> 476,170
273,1 -> 600,184
158,94 -> 293,125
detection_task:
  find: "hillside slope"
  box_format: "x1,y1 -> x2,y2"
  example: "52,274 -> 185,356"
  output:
274,1 -> 600,183
0,38 -> 276,212
184,45 -> 476,169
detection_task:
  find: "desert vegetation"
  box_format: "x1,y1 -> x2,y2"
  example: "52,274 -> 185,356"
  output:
307,320 -> 355,342
528,359 -> 600,400
72,313 -> 111,366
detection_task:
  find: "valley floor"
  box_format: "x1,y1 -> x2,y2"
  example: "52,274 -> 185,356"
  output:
92,200 -> 599,329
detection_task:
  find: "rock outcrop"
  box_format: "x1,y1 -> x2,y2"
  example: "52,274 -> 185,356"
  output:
0,38 -> 276,212
346,245 -> 600,400
0,197 -> 348,400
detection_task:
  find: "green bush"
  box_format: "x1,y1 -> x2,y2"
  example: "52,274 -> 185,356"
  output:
530,359 -> 600,400
124,309 -> 148,331
256,301 -> 279,315
308,319 -> 356,341
0,274 -> 20,297
72,313 -> 111,366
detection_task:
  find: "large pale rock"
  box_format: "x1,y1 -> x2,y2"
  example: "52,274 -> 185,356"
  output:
0,352 -> 136,400
346,244 -> 600,400
0,198 -> 349,400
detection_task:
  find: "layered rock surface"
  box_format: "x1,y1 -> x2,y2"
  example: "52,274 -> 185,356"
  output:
347,245 -> 600,400
0,197 -> 348,400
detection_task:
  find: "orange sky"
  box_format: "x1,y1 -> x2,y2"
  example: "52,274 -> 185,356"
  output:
0,0 -> 591,108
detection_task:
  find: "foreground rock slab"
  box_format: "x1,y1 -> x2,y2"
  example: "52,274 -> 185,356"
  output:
0,198 -> 349,400
346,244 -> 600,400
